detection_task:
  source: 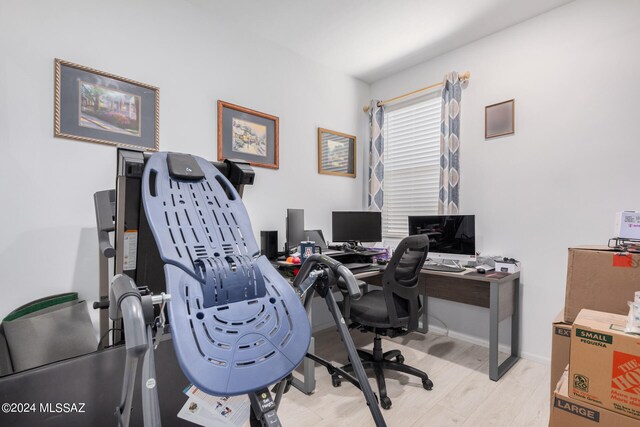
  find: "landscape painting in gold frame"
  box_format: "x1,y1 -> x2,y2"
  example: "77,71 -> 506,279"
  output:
318,128 -> 356,178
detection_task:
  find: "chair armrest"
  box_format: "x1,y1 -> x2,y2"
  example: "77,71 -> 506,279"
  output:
337,279 -> 366,319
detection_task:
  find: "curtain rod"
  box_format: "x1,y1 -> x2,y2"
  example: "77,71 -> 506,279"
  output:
362,71 -> 470,113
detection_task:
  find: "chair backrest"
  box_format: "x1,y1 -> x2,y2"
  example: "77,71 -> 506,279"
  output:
382,234 -> 429,330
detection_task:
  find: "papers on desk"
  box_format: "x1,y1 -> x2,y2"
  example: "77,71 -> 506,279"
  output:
178,384 -> 250,426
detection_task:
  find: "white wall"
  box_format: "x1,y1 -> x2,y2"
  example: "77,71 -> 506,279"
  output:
370,0 -> 640,362
0,0 -> 369,328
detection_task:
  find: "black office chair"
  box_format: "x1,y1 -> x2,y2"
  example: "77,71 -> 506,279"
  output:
335,234 -> 433,409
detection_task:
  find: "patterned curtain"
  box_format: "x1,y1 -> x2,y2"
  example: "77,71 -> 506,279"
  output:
438,72 -> 462,214
368,100 -> 385,212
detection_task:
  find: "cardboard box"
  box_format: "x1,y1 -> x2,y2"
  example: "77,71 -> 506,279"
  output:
550,369 -> 639,427
569,309 -> 640,420
550,311 -> 572,397
565,246 -> 640,323
615,211 -> 640,240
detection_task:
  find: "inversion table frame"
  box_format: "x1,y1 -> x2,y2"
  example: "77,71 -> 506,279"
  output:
106,152 -> 386,427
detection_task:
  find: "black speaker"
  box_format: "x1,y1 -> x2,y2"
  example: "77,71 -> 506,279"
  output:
261,230 -> 278,260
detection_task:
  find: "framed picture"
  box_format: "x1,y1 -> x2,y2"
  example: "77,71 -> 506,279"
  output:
217,101 -> 279,169
318,128 -> 356,178
485,99 -> 515,139
54,59 -> 159,151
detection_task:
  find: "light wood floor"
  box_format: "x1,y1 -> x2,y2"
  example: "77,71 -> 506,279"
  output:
271,328 -> 550,427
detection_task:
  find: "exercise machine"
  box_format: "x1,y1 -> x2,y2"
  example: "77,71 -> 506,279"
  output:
97,151 -> 386,426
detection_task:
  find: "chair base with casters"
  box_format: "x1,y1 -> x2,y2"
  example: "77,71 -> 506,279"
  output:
334,234 -> 434,410
332,332 -> 433,410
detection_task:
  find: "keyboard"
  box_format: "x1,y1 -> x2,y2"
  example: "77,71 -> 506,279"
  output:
423,263 -> 466,273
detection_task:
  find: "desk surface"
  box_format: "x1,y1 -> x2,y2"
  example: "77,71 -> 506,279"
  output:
273,256 -> 521,287
422,268 -> 520,283
353,264 -> 520,283
277,248 -> 385,260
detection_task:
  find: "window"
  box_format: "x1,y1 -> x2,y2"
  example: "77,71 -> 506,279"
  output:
382,94 -> 441,239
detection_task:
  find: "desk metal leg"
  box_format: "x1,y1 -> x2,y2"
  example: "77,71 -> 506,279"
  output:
489,278 -> 520,381
292,297 -> 316,394
291,336 -> 316,394
489,281 -> 499,381
511,277 -> 521,358
418,284 -> 428,334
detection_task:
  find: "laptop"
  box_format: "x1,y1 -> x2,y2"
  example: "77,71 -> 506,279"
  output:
304,229 -> 342,256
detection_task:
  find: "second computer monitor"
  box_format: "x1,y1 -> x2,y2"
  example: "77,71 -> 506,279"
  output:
332,211 -> 382,243
408,215 -> 475,263
286,208 -> 305,250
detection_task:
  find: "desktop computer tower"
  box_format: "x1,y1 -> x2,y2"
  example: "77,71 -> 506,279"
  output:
261,230 -> 278,260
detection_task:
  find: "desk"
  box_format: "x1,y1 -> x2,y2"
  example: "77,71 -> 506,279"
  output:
427,269 -> 520,382
367,268 -> 521,382
294,266 -> 520,393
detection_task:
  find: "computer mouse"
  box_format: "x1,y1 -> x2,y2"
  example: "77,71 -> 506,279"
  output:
476,267 -> 486,274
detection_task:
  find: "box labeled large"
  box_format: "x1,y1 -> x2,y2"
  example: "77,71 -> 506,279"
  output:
570,309 -> 640,420
565,246 -> 640,323
615,211 -> 640,240
550,311 -> 571,398
550,369 -> 638,427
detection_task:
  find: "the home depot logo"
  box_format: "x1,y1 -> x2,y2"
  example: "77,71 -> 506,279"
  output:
574,374 -> 589,392
611,351 -> 640,394
576,328 -> 613,348
554,397 -> 600,422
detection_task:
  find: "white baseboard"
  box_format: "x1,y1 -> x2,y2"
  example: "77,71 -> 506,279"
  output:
313,322 -> 550,366
427,325 -> 550,365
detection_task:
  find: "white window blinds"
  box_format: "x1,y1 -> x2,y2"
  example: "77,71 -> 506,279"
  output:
382,95 -> 441,238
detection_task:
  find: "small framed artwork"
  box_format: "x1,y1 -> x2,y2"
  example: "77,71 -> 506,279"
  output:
485,99 -> 515,139
217,101 -> 279,169
318,128 -> 356,178
54,59 -> 159,151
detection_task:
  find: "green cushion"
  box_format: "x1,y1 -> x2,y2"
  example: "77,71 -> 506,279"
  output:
3,293 -> 78,322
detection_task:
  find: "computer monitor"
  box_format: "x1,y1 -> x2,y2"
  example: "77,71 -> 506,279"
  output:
408,215 -> 476,263
332,211 -> 382,243
286,208 -> 305,252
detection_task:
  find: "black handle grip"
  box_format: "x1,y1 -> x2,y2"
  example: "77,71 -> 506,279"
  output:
94,190 -> 116,258
93,299 -> 110,310
98,230 -> 116,258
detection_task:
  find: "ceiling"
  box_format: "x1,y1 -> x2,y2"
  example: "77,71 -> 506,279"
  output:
191,0 -> 574,83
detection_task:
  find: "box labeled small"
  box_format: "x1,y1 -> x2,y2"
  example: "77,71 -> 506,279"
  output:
569,309 -> 640,420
